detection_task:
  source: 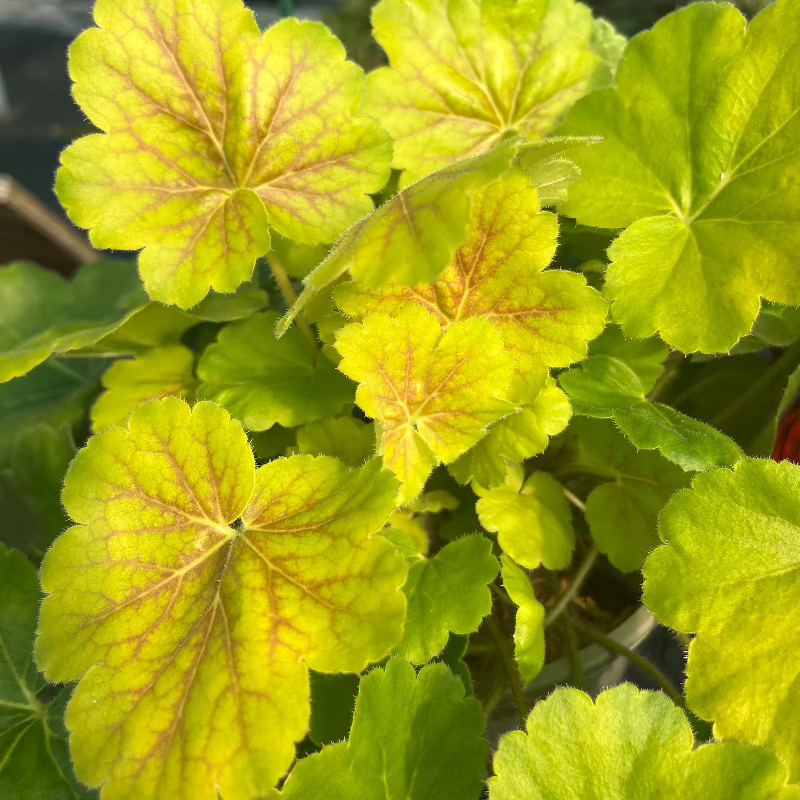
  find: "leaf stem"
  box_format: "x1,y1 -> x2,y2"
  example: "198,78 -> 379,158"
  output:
562,611 -> 584,690
485,615 -> 528,726
543,545 -> 599,629
562,487 -> 587,513
265,250 -> 319,362
570,618 -> 686,709
646,351 -> 684,403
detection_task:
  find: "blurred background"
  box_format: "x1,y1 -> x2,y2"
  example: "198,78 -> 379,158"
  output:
0,0 -> 775,251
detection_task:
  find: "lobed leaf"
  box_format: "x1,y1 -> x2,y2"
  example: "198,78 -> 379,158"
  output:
489,684 -> 800,799
295,416 -> 376,467
643,458 -> 800,782
500,555 -> 545,685
0,261 -> 146,382
275,658 -> 488,800
560,1 -> 800,353
58,0 -> 391,308
364,0 -> 607,185
198,312 -> 354,430
35,398 -> 407,800
335,305 -> 515,502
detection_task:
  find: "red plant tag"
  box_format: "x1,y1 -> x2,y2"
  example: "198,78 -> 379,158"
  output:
773,404 -> 800,464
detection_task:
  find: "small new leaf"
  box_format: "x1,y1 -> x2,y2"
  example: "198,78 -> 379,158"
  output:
35,398 -> 407,800
59,1 -> 391,307
643,459 -> 800,782
500,555 -> 545,684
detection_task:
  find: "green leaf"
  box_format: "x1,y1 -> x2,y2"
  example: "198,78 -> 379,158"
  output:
572,418 -> 688,573
198,312 -> 354,430
91,345 -> 197,432
35,398 -> 408,800
0,261 -> 146,381
296,416 -> 376,467
643,458 -> 800,782
0,545 -> 93,799
59,3 -> 391,308
335,305 -> 515,502
734,302 -> 800,354
560,355 -> 743,471
477,469 -> 574,569
560,1 -> 800,353
489,684 -> 799,799
397,535 -> 498,664
500,555 -> 545,685
278,140 -> 520,335
276,658 -> 487,800
587,324 -> 669,395
364,0 -> 605,185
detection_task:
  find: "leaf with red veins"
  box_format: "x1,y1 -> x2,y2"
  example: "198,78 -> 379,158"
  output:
35,397 -> 406,800
58,0 -> 391,308
334,305 -> 515,503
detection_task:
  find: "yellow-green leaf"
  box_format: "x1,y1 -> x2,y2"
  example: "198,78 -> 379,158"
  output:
500,555 -> 545,685
35,398 -> 407,800
335,306 -> 515,502
58,1 -> 391,308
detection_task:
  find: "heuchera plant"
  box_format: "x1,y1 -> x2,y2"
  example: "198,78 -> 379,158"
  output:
2,0 -> 800,797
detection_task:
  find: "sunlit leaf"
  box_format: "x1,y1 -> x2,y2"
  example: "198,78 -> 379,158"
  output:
500,555 -> 545,685
35,398 -> 407,800
296,416 -> 375,467
198,312 -> 354,430
560,1 -> 800,353
476,468 -> 574,569
335,306 -> 515,502
489,684 -> 799,799
58,1 -> 391,308
0,545 -> 94,799
643,458 -> 800,782
364,0 -> 607,185
275,658 -> 487,800
397,534 -> 498,664
91,345 -> 197,432
559,355 -> 743,471
0,261 -> 146,382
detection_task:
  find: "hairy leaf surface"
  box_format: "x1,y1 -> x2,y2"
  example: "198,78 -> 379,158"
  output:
364,0 -> 605,184
0,261 -> 146,382
561,1 -> 800,352
335,306 -> 515,502
275,658 -> 487,800
489,684 -> 799,799
643,459 -> 800,782
58,0 -> 391,307
35,398 -> 407,800
500,555 -> 545,684
198,312 -> 354,430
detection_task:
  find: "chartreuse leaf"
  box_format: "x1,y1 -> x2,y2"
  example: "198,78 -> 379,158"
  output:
643,459 -> 800,782
296,416 -> 375,467
59,1 -> 391,308
0,545 -> 93,799
278,140 -> 519,335
275,658 -> 487,800
560,355 -> 743,471
385,490 -> 460,558
500,555 -> 545,685
572,418 -> 688,573
489,684 -> 799,799
476,468 -> 574,569
197,312 -> 354,430
91,345 -> 197,432
35,398 -> 407,800
363,0 -> 606,185
336,171 -> 607,378
560,1 -> 800,353
0,260 -> 146,381
397,534 -> 498,664
335,306 -> 515,502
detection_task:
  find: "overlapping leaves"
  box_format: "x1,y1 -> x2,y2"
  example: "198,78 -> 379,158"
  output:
58,0 -> 391,307
335,305 -> 515,502
644,458 -> 800,782
35,398 -> 408,800
364,0 -> 609,184
561,0 -> 800,353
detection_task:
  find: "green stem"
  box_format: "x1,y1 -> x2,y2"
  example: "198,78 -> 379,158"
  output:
490,581 -> 516,608
46,357 -> 93,385
485,615 -> 528,726
277,0 -> 294,16
265,250 -> 319,362
562,611 -> 584,690
543,545 -> 599,629
646,351 -> 684,403
483,672 -> 507,721
571,618 -> 686,709
562,487 -> 587,513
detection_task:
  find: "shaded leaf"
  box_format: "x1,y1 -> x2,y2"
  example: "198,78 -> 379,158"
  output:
296,416 -> 375,467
